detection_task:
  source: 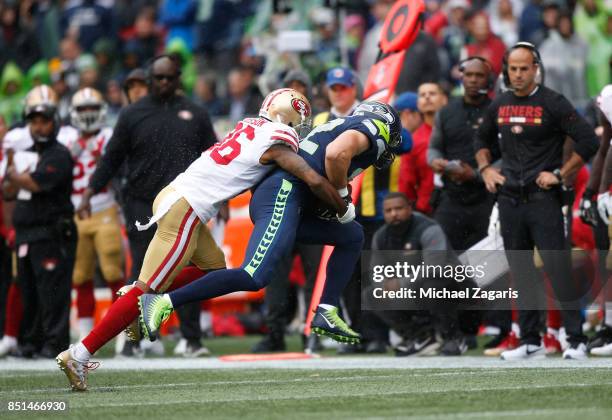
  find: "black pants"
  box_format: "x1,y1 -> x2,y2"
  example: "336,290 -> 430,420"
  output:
18,235 -> 76,354
434,191 -> 493,336
434,191 -> 494,251
343,220 -> 389,343
498,191 -> 587,346
263,243 -> 323,336
123,195 -> 201,342
0,240 -> 12,337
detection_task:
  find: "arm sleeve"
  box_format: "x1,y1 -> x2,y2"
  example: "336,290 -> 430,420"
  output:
473,101 -> 499,153
553,93 -> 599,162
427,112 -> 445,164
89,111 -> 130,193
30,152 -> 72,193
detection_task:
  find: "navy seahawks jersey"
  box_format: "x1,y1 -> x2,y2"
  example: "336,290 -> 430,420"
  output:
298,114 -> 388,179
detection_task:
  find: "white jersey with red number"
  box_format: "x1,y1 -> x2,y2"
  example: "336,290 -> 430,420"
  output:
59,127 -> 115,213
171,117 -> 299,223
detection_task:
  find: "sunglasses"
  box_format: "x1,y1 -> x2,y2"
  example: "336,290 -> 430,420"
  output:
153,74 -> 177,82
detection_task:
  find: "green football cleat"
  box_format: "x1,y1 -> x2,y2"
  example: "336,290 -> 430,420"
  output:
310,306 -> 361,344
138,294 -> 174,341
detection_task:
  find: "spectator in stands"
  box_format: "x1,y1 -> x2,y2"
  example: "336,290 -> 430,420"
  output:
124,7 -> 164,68
313,67 -> 360,127
441,0 -> 470,85
0,61 -> 25,126
282,69 -> 311,98
574,0 -> 612,97
60,0 -> 115,52
25,60 -> 51,92
0,0 -> 41,72
58,36 -> 82,93
122,68 -> 148,105
76,54 -> 102,91
540,11 -> 589,110
159,0 -> 198,51
93,38 -> 120,89
489,0 -> 521,48
165,37 -> 197,94
462,12 -> 506,77
224,65 -> 264,123
192,74 -> 224,118
398,82 -> 447,215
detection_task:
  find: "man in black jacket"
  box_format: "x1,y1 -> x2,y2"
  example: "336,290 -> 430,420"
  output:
368,192 -> 467,356
2,85 -> 76,358
79,55 -> 220,357
474,43 -> 599,360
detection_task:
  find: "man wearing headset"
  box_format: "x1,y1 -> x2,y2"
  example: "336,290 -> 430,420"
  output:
428,56 -> 496,252
474,42 -> 598,360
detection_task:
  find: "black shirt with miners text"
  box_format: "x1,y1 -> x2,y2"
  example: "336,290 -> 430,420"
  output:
13,140 -> 74,244
474,85 -> 598,191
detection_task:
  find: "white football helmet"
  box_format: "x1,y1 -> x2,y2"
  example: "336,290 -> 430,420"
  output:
259,88 -> 312,137
70,88 -> 107,133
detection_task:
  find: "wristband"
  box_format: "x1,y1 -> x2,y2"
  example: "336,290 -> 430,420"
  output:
337,186 -> 349,197
478,164 -> 491,175
553,168 -> 562,182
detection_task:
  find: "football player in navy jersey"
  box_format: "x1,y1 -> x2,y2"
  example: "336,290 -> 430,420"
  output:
139,101 -> 404,344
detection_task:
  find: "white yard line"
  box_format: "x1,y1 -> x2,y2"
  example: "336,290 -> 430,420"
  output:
2,356 -> 612,372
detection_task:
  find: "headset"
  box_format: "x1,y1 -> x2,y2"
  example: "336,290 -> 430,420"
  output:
501,41 -> 544,89
458,56 -> 495,95
144,54 -> 182,86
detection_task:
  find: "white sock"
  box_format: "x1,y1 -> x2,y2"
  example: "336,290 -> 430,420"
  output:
71,342 -> 91,363
605,302 -> 612,327
163,294 -> 173,308
318,304 -> 336,311
78,317 -> 94,338
1,335 -> 17,347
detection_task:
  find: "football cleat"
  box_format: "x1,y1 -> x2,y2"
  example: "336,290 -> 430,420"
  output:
483,331 -> 519,356
500,343 -> 546,360
116,284 -> 142,341
310,306 -> 361,344
590,342 -> 612,356
543,332 -> 562,354
56,348 -> 99,392
139,294 -> 174,341
563,342 -> 588,360
587,325 -> 612,352
394,336 -> 440,357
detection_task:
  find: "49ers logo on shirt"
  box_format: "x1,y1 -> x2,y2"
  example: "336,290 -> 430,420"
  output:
291,98 -> 311,117
497,105 -> 544,126
178,110 -> 193,120
42,258 -> 58,271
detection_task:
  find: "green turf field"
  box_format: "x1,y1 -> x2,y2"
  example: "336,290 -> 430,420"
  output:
2,366 -> 612,419
1,336 -> 612,419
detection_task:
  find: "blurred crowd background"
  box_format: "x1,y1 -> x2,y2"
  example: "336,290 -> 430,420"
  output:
0,0 -> 609,133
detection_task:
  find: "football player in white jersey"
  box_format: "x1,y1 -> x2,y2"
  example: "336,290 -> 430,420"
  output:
57,88 -> 352,391
59,88 -> 126,339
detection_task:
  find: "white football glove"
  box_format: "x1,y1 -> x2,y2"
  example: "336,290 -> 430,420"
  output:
337,202 -> 356,224
597,192 -> 612,225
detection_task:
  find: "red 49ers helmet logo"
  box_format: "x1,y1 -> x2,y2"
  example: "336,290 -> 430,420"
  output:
291,98 -> 311,117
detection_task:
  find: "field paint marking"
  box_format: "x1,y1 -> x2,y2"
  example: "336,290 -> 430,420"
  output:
365,407 -> 605,419
55,382 -> 612,409
0,373 -> 467,395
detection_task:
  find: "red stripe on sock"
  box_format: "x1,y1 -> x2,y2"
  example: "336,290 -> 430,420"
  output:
4,283 -> 23,337
146,208 -> 195,289
75,282 -> 95,318
81,287 -> 143,354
